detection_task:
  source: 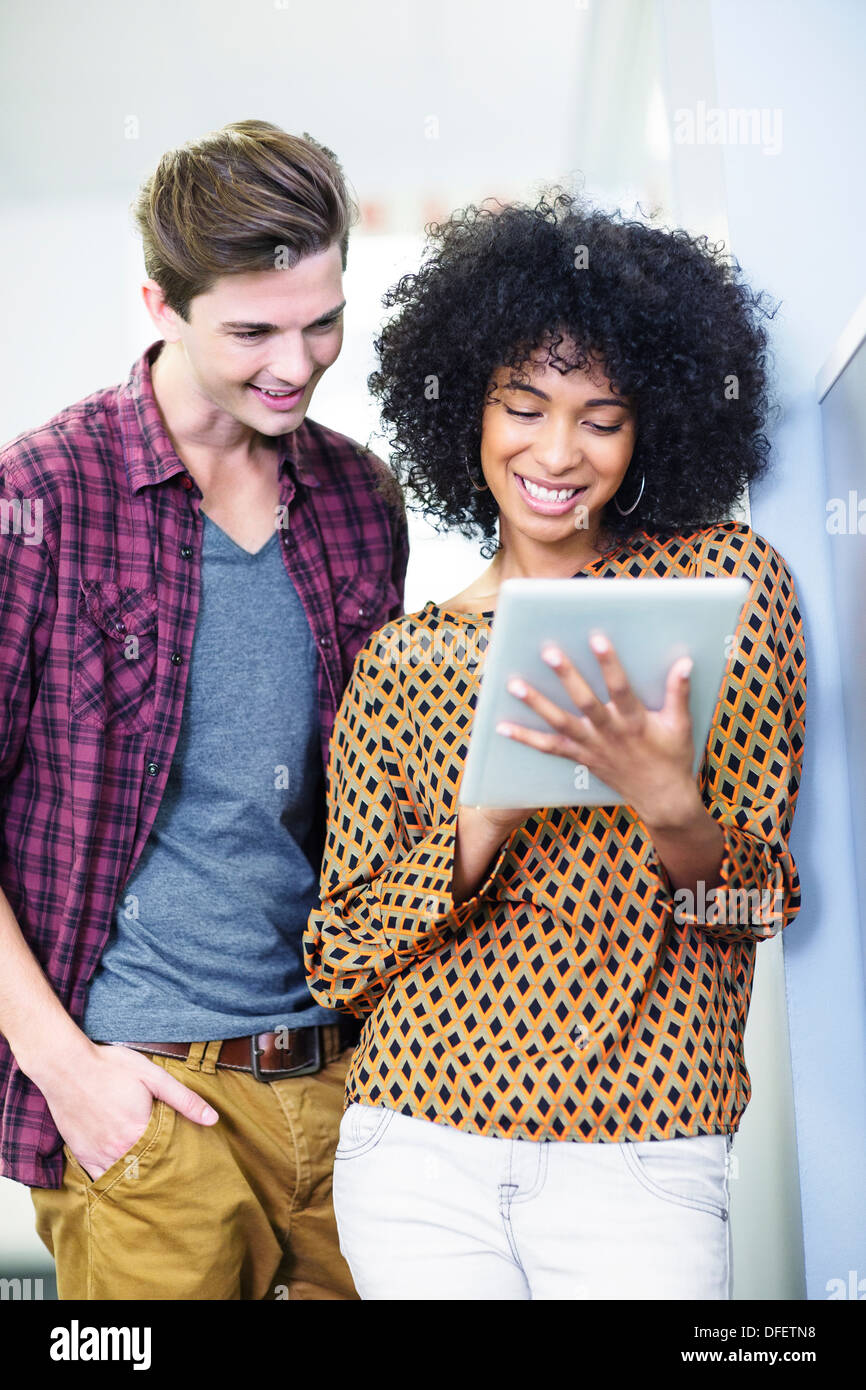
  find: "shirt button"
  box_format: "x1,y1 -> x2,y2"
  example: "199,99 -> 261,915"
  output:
318,635 -> 332,648
180,545 -> 193,559
170,651 -> 183,665
180,475 -> 193,490
146,761 -> 159,776
114,620 -> 126,634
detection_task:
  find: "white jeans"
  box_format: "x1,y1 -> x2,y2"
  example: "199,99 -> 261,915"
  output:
333,1103 -> 733,1300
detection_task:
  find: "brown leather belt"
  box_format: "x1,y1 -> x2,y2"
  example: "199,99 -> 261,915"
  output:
120,1018 -> 361,1081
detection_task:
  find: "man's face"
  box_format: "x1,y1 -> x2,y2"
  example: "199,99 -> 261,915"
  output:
161,241 -> 345,436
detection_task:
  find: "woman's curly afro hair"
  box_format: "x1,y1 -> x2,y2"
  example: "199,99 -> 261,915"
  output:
368,189 -> 778,553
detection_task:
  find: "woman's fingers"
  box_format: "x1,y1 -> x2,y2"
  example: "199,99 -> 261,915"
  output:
501,634 -> 642,740
538,642 -> 613,728
584,632 -> 644,719
498,645 -> 604,758
495,715 -> 584,762
665,653 -> 694,725
498,664 -> 584,755
503,673 -> 596,748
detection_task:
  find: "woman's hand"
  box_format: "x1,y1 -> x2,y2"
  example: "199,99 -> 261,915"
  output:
495,631 -> 698,828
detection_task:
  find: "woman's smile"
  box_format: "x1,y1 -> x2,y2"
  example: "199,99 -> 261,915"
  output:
513,470 -> 589,514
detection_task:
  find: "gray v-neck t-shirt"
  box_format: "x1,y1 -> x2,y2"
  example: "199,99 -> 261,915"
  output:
84,512 -> 338,1040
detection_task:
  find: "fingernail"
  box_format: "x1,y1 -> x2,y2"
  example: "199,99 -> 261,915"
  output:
589,633 -> 609,654
680,659 -> 693,680
541,646 -> 562,666
496,721 -> 514,736
507,677 -> 527,697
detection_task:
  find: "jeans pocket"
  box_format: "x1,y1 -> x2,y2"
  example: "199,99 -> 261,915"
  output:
334,1102 -> 395,1160
62,1098 -> 172,1199
619,1133 -> 729,1221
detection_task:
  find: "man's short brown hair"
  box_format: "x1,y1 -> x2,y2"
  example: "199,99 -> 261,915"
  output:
132,119 -> 358,320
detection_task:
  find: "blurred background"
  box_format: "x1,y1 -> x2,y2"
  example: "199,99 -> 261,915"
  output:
1,0 -> 864,1301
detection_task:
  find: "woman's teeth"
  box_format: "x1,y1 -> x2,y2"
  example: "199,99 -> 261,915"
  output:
520,476 -> 578,501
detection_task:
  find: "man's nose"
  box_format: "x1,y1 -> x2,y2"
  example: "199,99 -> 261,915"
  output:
269,335 -> 314,387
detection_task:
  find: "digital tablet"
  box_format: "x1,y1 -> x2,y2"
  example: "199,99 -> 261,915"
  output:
457,575 -> 752,808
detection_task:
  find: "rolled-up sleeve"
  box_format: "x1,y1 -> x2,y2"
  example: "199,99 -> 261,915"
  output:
662,529 -> 806,943
303,638 -> 510,1016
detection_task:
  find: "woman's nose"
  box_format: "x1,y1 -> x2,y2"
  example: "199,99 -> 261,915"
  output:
531,419 -> 583,474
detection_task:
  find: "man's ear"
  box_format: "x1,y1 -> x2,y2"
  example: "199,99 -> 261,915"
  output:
141,279 -> 185,343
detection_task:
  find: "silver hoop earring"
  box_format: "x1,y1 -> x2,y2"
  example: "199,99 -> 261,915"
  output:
613,470 -> 645,516
465,459 -> 489,492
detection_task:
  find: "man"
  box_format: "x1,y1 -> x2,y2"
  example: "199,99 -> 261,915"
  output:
0,119 -> 408,1299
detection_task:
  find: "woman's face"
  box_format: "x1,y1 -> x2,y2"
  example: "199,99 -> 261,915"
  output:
479,344 -> 637,558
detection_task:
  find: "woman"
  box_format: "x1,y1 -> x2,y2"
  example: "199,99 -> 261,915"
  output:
302,192 -> 806,1300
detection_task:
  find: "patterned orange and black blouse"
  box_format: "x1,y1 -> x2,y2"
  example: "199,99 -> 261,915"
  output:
303,521 -> 806,1142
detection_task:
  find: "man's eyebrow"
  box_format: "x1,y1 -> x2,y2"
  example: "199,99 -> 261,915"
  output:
221,320 -> 277,331
306,300 -> 346,326
502,380 -> 628,408
220,301 -> 346,332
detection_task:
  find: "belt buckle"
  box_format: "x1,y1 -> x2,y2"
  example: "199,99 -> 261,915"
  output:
249,1027 -> 322,1082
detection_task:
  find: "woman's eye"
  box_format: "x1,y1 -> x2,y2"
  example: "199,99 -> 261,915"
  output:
233,330 -> 265,341
503,406 -> 624,432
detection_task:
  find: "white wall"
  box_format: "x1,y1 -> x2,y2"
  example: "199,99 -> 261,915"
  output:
708,0 -> 866,1299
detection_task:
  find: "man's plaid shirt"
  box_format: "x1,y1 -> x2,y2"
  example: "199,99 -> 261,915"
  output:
0,341 -> 409,1187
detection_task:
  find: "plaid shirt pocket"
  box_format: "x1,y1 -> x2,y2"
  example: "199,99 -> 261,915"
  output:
71,579 -> 158,732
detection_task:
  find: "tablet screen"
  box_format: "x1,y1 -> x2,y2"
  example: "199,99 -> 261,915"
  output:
457,575 -> 751,808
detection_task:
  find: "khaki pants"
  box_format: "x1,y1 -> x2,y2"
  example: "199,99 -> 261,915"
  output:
31,1037 -> 359,1301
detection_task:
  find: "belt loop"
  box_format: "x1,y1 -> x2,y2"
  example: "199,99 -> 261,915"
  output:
200,1039 -> 222,1075
325,1023 -> 343,1065
184,1041 -> 208,1072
